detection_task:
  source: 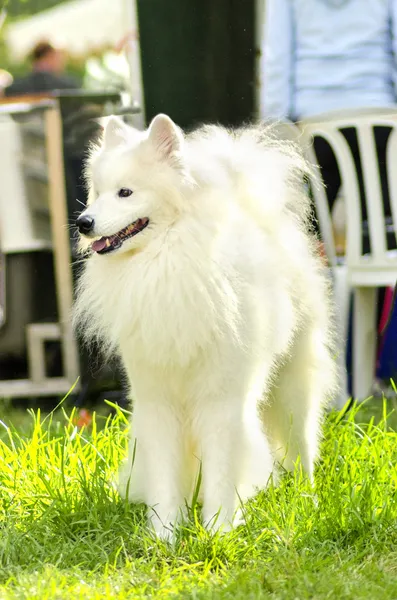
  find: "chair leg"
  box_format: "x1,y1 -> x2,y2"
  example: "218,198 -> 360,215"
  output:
353,287 -> 377,400
333,266 -> 350,408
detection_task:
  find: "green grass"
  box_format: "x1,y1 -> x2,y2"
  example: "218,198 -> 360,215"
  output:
1,400 -> 397,599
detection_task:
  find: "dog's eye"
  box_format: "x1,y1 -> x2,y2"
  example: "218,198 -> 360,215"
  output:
118,188 -> 133,198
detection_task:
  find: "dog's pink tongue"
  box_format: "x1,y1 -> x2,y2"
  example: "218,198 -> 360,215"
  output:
92,237 -> 108,253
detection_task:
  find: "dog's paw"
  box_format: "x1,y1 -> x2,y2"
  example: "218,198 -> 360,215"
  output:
147,504 -> 188,544
148,513 -> 177,544
117,462 -> 143,503
231,506 -> 246,529
117,467 -> 133,501
203,506 -> 245,534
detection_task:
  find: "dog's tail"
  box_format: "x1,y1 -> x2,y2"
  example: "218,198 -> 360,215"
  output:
188,122 -> 313,233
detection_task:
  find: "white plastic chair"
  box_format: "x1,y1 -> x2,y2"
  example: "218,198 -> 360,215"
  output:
299,108 -> 397,400
268,119 -> 348,408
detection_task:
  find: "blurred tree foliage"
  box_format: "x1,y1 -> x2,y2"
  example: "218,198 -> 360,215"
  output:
1,0 -> 69,18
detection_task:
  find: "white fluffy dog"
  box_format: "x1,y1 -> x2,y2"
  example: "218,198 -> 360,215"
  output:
74,114 -> 337,541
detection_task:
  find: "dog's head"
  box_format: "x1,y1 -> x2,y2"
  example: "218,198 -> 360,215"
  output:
77,114 -> 192,256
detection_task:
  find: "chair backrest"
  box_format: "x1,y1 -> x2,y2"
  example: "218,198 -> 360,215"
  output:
266,119 -> 338,266
299,108 -> 397,270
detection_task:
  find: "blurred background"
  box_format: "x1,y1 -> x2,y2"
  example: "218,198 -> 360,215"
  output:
0,0 -> 261,417
0,0 -> 396,421
0,0 -> 260,127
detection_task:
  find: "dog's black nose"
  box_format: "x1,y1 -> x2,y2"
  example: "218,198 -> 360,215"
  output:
76,214 -> 95,235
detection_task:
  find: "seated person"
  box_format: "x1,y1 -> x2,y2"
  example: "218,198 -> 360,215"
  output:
4,41 -> 79,97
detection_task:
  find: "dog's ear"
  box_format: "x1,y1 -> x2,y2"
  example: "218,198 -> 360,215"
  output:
102,116 -> 129,149
148,114 -> 183,161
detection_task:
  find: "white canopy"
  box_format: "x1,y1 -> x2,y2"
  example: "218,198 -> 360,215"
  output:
5,0 -> 135,61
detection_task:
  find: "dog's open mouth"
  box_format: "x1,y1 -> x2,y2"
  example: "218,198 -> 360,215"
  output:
92,217 -> 149,255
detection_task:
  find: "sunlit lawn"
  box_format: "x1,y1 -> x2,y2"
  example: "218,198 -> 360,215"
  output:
1,398 -> 397,599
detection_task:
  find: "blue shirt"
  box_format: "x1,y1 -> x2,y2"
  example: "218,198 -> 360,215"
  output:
261,0 -> 397,120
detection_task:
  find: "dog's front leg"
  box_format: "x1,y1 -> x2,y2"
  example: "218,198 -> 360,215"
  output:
196,399 -> 244,533
132,398 -> 187,542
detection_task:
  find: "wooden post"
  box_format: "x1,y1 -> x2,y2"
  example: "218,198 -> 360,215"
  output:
44,105 -> 80,389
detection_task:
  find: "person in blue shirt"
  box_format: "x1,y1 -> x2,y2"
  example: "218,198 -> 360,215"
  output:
261,0 -> 397,121
261,0 -> 397,228
261,0 -> 397,391
261,0 -> 397,218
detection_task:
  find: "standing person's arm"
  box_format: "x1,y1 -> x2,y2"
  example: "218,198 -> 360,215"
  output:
260,0 -> 295,120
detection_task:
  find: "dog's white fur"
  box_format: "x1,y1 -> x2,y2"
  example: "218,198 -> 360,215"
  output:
74,114 -> 337,541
